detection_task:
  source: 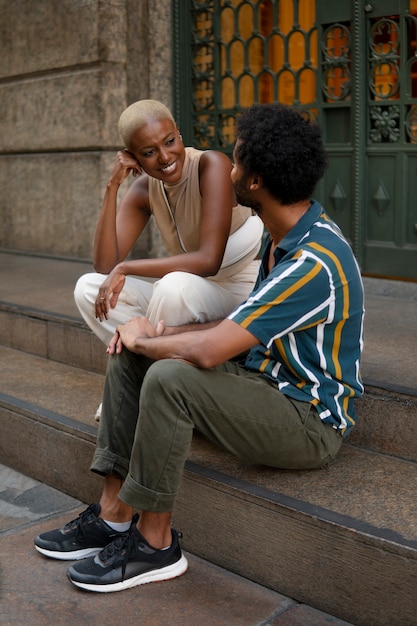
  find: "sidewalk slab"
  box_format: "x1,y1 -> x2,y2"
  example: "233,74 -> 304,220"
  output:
0,465 -> 354,626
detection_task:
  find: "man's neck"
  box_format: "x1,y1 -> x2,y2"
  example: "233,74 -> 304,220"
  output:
263,198 -> 311,247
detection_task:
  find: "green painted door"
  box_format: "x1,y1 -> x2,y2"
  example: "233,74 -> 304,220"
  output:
173,0 -> 417,280
316,0 -> 417,279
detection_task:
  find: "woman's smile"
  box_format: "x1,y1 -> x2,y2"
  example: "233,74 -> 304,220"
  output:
160,161 -> 177,174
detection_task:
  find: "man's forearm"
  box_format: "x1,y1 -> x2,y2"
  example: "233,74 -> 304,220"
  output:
115,317 -> 256,369
162,319 -> 223,336
132,330 -> 207,366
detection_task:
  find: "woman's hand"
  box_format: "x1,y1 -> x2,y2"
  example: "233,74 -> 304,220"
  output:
95,267 -> 127,321
108,150 -> 142,187
107,317 -> 165,355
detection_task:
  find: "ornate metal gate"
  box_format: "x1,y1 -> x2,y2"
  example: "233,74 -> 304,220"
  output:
173,0 -> 417,280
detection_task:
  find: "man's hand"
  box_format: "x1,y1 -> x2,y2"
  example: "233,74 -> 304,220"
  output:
107,317 -> 165,355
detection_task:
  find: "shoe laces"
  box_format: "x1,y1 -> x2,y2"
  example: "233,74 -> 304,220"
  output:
99,515 -> 141,579
64,503 -> 98,540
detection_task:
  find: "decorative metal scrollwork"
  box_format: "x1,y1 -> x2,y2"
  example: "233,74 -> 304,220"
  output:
369,105 -> 400,143
405,105 -> 417,143
190,0 -> 318,152
321,23 -> 351,102
191,0 -> 216,148
369,18 -> 400,100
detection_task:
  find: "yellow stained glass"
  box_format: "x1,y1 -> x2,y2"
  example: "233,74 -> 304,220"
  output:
194,0 -> 317,115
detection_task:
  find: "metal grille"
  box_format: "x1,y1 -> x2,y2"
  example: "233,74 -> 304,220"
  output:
172,0 -> 417,279
174,0 -> 318,153
367,12 -> 417,144
321,23 -> 351,103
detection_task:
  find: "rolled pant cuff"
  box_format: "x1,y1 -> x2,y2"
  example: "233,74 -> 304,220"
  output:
119,473 -> 176,513
90,449 -> 129,480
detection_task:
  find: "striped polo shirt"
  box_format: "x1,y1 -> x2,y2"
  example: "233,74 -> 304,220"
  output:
228,200 -> 365,436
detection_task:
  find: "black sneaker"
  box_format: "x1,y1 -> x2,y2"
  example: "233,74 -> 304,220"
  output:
66,523 -> 188,592
34,503 -> 130,561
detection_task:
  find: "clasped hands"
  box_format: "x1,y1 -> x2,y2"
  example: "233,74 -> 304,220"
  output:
107,317 -> 165,355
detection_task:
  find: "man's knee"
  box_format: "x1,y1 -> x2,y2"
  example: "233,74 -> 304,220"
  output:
142,359 -> 192,398
107,348 -> 144,376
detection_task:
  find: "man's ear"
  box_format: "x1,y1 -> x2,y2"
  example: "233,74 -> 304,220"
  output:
249,174 -> 263,190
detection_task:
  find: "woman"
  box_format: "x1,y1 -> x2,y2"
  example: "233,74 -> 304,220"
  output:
75,99 -> 263,350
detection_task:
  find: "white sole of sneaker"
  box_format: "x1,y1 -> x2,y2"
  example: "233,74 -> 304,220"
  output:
68,554 -> 189,592
34,544 -> 103,561
94,402 -> 102,422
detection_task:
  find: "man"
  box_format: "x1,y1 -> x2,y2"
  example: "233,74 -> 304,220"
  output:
34,103 -> 364,593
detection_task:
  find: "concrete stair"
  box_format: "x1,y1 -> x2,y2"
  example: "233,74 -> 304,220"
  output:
1,250 -> 417,626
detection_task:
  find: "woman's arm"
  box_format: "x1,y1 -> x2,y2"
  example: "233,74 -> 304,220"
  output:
94,150 -> 237,320
185,149 -> 236,275
112,150 -> 236,279
93,150 -> 151,274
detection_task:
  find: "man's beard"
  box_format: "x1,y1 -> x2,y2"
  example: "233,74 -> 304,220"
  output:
234,178 -> 262,215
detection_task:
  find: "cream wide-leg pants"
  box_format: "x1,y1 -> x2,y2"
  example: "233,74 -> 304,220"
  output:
74,261 -> 260,345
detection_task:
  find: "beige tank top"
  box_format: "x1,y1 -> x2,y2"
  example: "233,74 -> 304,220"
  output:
148,147 -> 263,279
148,147 -> 251,256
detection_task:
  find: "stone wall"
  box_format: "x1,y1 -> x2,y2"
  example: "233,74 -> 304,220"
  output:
0,0 -> 172,260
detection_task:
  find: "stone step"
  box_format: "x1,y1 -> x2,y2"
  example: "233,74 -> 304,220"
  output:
1,249 -> 417,389
0,345 -> 416,626
2,250 -> 417,463
1,251 -> 417,624
0,250 -> 107,375
0,300 -> 107,375
2,297 -> 417,462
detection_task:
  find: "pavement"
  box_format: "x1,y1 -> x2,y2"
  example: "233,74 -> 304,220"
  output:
0,464 -> 354,626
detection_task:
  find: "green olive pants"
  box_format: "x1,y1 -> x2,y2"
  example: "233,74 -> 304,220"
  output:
91,350 -> 342,512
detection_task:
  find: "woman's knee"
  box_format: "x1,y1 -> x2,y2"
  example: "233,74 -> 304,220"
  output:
148,272 -> 205,324
74,272 -> 102,307
152,272 -> 194,301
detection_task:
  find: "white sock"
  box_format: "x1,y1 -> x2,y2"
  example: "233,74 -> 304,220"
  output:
104,519 -> 131,532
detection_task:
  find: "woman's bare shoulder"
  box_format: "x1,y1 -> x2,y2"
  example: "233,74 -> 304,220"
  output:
199,150 -> 233,176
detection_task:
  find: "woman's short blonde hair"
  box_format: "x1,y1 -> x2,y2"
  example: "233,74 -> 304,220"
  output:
118,100 -> 175,147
